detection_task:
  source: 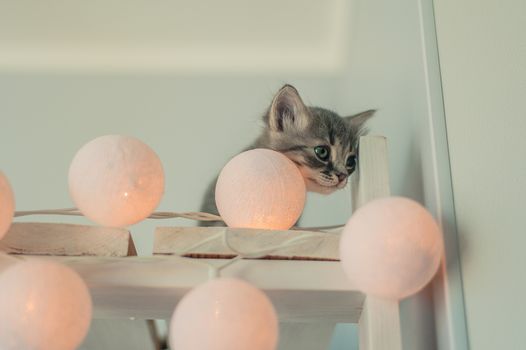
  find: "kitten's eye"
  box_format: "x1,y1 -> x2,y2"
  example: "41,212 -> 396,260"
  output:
346,155 -> 356,169
314,145 -> 330,161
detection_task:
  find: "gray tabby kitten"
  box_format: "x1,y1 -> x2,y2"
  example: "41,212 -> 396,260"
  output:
200,84 -> 374,225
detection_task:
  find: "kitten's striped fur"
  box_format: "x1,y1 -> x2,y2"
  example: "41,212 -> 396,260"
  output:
200,84 -> 374,225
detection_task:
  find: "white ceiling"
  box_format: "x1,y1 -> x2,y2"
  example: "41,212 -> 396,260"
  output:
0,0 -> 350,73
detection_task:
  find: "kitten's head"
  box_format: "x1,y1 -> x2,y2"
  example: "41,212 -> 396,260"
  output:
262,84 -> 375,194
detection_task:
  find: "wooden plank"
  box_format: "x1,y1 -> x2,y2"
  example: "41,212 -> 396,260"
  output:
352,136 -> 402,350
154,226 -> 339,261
41,255 -> 363,324
0,222 -> 132,257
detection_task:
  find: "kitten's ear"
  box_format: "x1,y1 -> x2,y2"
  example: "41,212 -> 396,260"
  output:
344,109 -> 376,131
267,85 -> 310,132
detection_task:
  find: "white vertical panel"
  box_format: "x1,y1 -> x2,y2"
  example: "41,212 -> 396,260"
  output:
434,0 -> 526,348
416,0 -> 469,348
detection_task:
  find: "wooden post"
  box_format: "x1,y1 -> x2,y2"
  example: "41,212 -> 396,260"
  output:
352,136 -> 402,350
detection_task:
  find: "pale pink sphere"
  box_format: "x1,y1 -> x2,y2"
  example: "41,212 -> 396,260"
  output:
170,278 -> 278,350
340,197 -> 443,300
69,135 -> 164,227
215,149 -> 306,229
0,171 -> 15,240
0,259 -> 92,350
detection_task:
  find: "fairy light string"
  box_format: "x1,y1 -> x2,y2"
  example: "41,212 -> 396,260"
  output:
11,208 -> 343,280
14,208 -> 223,222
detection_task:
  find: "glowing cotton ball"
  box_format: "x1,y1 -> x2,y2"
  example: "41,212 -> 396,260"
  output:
69,135 -> 164,227
170,278 -> 278,350
0,259 -> 92,350
215,149 -> 305,229
340,197 -> 443,300
0,171 -> 15,240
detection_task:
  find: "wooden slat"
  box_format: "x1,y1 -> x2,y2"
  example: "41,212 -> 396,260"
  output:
0,222 -> 132,257
40,255 -> 363,324
154,226 -> 339,260
352,136 -> 402,350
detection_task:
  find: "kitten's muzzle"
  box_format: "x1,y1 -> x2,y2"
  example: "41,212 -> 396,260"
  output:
336,173 -> 347,182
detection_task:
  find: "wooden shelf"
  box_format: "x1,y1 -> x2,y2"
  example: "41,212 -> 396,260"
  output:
44,255 -> 363,323
0,136 -> 401,350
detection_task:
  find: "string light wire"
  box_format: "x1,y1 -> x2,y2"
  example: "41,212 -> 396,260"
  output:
11,208 -> 343,279
14,208 -> 223,222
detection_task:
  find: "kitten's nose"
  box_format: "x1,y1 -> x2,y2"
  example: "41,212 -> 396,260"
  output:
337,173 -> 347,182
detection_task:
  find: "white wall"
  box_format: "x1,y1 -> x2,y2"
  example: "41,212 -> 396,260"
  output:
434,0 -> 526,348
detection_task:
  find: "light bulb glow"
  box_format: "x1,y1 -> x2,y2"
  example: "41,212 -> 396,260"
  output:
340,197 -> 443,300
68,135 -> 164,227
170,278 -> 278,350
0,171 -> 15,240
215,149 -> 306,230
0,259 -> 92,350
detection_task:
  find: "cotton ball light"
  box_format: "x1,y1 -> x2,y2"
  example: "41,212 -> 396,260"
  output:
170,278 -> 278,350
0,259 -> 92,350
69,135 -> 164,227
0,171 -> 15,240
215,149 -> 305,229
340,197 -> 443,300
